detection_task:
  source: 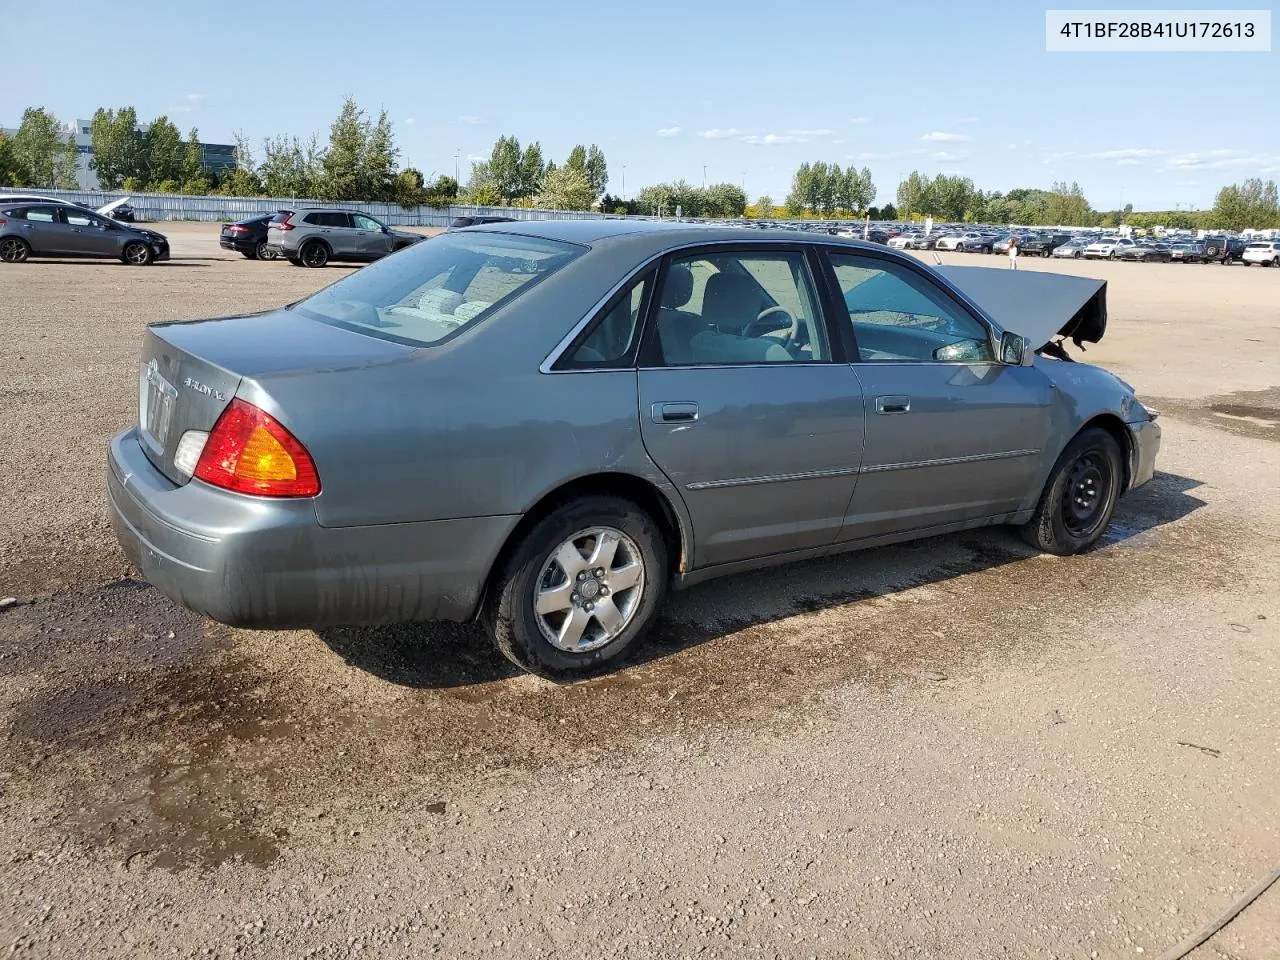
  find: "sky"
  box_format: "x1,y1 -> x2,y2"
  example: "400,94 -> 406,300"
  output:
4,0 -> 1276,210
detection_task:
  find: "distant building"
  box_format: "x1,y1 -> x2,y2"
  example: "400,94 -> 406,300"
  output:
0,117 -> 235,190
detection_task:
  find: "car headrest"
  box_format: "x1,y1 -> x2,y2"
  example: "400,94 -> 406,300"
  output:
661,263 -> 694,309
702,271 -> 762,334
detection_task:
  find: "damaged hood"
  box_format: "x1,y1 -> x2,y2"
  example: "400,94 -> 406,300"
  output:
935,265 -> 1107,348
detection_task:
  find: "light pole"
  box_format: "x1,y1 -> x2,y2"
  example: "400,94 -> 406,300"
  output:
454,149 -> 460,185
622,165 -> 626,200
703,165 -> 707,189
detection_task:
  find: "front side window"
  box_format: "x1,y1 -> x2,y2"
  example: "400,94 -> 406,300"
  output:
293,231 -> 585,346
64,210 -> 104,228
829,253 -> 994,363
650,250 -> 828,366
353,214 -> 382,231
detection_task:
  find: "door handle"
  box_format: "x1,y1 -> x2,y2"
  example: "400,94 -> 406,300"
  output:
875,395 -> 911,414
651,401 -> 699,424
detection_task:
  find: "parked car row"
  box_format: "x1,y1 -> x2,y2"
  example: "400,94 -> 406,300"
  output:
220,208 -> 427,267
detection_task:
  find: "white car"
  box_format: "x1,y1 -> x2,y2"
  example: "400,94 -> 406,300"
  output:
1083,237 -> 1134,259
935,232 -> 983,251
1241,241 -> 1280,266
888,234 -> 917,249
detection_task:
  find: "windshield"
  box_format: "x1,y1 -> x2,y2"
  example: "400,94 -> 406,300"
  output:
291,231 -> 585,346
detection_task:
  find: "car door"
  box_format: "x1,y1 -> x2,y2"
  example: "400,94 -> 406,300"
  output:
636,245 -> 865,568
821,249 -> 1053,542
304,211 -> 354,257
61,208 -> 121,257
351,214 -> 392,259
11,205 -> 71,254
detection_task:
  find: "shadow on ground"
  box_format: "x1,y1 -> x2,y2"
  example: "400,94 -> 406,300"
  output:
316,470 -> 1208,690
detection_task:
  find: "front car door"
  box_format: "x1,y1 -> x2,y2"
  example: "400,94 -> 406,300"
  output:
351,213 -> 393,259
636,245 -> 865,568
820,249 -> 1053,542
61,208 -> 122,257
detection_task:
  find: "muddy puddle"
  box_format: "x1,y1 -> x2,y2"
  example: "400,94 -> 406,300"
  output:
1148,385 -> 1280,442
0,470 -> 1241,872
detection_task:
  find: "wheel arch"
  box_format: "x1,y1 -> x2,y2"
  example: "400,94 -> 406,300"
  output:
472,471 -> 690,621
1076,413 -> 1133,490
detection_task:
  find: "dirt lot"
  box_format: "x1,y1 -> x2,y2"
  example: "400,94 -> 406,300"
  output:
1,223 -> 1278,958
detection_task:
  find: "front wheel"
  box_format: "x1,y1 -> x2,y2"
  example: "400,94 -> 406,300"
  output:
486,496 -> 668,679
255,240 -> 276,261
1021,427 -> 1123,555
122,241 -> 153,266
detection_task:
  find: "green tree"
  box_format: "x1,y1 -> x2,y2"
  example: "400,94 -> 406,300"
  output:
260,135 -> 321,197
703,182 -> 747,217
537,165 -> 596,210
519,142 -> 545,201
179,127 -> 210,194
12,107 -> 79,189
144,115 -> 183,190
362,109 -> 399,201
635,183 -> 674,217
755,195 -> 775,218
584,145 -> 608,199
880,202 -> 898,220
321,97 -> 369,200
1042,181 -> 1093,226
0,131 -> 18,186
1211,178 -> 1279,230
895,171 -> 934,218
89,107 -> 145,189
488,134 -> 523,203
217,130 -> 263,196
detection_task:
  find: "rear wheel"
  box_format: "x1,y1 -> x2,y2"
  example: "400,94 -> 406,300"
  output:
485,495 -> 668,679
1273,256 -> 1280,268
0,236 -> 30,263
255,240 -> 276,261
1021,427 -> 1123,555
300,240 -> 329,268
122,241 -> 153,266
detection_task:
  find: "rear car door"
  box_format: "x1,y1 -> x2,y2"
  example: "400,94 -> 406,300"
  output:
821,249 -> 1053,542
10,205 -> 71,254
61,208 -> 121,257
636,245 -> 865,568
351,214 -> 393,259
304,211 -> 355,256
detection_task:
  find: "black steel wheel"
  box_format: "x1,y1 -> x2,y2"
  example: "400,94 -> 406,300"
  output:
1020,427 -> 1123,555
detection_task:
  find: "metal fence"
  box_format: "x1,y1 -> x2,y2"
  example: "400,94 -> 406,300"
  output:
0,187 -> 621,226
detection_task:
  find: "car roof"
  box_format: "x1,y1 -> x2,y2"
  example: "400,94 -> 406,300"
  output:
469,217 -> 888,250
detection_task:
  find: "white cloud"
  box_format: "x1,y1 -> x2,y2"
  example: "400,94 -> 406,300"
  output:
908,148 -> 929,155
1087,148 -> 1162,160
171,93 -> 206,114
788,128 -> 831,137
933,151 -> 966,161
1168,149 -> 1280,170
741,133 -> 805,145
1005,143 -> 1019,150
957,116 -> 979,124
849,116 -> 871,124
850,151 -> 898,160
700,128 -> 742,139
656,126 -> 682,137
405,118 -> 416,126
1117,158 -> 1142,166
922,131 -> 970,143
465,153 -> 486,163
456,115 -> 486,125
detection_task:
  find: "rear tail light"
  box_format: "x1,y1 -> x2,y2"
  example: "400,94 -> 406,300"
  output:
227,224 -> 249,234
276,213 -> 295,232
193,398 -> 320,497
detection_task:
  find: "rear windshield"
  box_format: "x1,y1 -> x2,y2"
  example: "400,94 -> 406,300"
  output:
291,231 -> 585,346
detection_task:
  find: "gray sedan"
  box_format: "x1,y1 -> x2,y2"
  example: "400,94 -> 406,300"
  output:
107,221 -> 1160,678
0,201 -> 169,264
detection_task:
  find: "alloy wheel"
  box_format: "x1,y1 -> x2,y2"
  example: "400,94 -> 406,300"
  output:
532,527 -> 646,653
0,237 -> 29,263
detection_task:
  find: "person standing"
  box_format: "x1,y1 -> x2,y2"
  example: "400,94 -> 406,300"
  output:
1008,234 -> 1019,270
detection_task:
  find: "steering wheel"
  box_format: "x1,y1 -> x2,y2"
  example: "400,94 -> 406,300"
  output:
742,305 -> 799,346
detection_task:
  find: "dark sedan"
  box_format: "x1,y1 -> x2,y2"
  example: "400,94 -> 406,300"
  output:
0,201 -> 169,264
1116,241 -> 1172,262
220,213 -> 282,260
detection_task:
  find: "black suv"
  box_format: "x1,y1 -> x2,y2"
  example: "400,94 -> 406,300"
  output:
1019,233 -> 1072,256
1202,235 -> 1249,264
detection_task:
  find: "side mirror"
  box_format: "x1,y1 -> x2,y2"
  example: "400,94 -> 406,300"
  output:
1000,331 -> 1035,366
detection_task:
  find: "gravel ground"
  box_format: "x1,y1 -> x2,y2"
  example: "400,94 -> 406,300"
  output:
1,224 -> 1278,958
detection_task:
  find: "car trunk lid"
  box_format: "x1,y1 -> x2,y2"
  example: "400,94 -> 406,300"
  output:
136,309 -> 415,485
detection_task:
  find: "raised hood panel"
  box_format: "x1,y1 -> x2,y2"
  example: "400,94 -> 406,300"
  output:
935,266 -> 1107,348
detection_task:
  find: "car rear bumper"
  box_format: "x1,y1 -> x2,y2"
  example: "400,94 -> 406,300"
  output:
1126,418 -> 1161,490
106,428 -> 520,628
219,238 -> 255,253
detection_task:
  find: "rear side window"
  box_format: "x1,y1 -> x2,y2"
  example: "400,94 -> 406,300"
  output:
293,232 -> 585,346
559,272 -> 654,368
270,212 -> 292,223
10,206 -> 59,222
304,212 -> 349,227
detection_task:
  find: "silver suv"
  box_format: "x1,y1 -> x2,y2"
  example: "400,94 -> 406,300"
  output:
266,208 -> 424,268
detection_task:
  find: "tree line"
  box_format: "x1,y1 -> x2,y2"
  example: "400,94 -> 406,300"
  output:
462,136 -> 609,211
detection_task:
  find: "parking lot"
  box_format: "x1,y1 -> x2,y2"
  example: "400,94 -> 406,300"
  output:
1,222 -> 1278,958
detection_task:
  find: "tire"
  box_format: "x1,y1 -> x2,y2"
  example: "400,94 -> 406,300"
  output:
240,251 -> 256,259
122,241 -> 153,266
300,240 -> 329,268
1273,257 -> 1280,268
0,236 -> 31,263
255,240 -> 276,261
1021,427 -> 1124,555
485,495 -> 669,679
